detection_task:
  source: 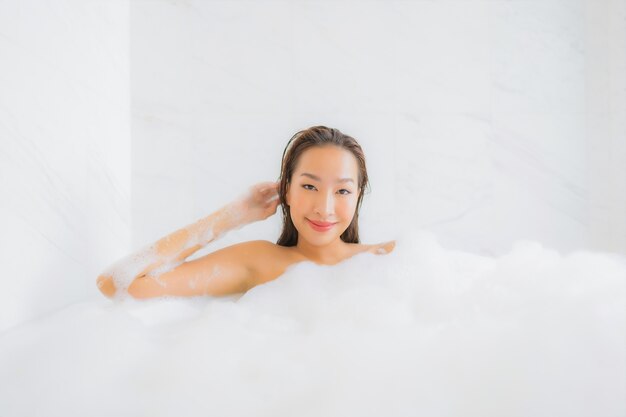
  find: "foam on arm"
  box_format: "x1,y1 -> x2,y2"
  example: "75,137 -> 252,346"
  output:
98,201 -> 247,297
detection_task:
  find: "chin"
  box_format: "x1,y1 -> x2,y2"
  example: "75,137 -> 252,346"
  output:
308,235 -> 339,246
297,223 -> 346,246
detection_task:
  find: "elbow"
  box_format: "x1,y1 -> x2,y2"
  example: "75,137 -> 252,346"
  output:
96,275 -> 117,299
127,276 -> 162,300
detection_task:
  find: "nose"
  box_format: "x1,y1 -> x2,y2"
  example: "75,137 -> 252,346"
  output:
314,190 -> 335,217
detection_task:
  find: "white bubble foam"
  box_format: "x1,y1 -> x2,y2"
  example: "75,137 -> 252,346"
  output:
1,233 -> 624,417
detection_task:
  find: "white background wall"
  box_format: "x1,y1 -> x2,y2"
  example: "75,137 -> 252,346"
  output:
0,0 -> 624,333
132,0 -> 625,258
0,0 -> 131,332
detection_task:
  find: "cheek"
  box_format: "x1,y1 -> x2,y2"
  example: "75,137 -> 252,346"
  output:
287,186 -> 300,208
288,189 -> 302,209
287,190 -> 306,219
288,190 -> 357,221
337,198 -> 358,219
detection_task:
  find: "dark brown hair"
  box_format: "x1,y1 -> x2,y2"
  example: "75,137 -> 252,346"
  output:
276,126 -> 370,247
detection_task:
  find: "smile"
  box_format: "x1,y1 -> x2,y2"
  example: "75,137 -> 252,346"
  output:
306,218 -> 336,232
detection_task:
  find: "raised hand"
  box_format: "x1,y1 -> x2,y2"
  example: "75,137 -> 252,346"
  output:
235,181 -> 280,224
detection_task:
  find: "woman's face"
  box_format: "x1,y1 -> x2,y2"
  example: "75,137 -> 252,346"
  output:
286,145 -> 360,247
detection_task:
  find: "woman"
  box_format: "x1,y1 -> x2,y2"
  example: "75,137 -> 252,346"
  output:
97,126 -> 396,299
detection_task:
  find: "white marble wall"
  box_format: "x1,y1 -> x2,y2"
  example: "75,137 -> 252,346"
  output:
585,0 -> 626,255
0,0 -> 623,333
0,0 -> 131,332
132,0 -> 625,258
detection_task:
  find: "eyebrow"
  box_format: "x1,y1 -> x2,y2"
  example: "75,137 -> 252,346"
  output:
299,173 -> 355,184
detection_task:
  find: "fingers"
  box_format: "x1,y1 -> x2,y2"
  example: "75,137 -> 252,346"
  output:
267,196 -> 280,213
249,182 -> 279,207
262,194 -> 280,210
266,194 -> 279,203
258,181 -> 279,194
257,181 -> 276,188
262,193 -> 279,205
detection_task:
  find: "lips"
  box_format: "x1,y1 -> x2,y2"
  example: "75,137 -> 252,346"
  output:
306,218 -> 337,232
308,219 -> 336,227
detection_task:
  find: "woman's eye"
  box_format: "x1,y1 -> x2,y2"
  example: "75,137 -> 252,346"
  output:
302,184 -> 351,195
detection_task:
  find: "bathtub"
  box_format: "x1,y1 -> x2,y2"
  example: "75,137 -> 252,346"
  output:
0,231 -> 624,417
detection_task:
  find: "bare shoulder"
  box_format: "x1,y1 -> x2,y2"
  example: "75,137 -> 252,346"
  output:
218,239 -> 284,263
241,239 -> 396,259
237,240 -> 303,286
220,239 -> 274,252
202,239 -> 277,265
234,240 -> 396,291
363,240 -> 396,255
235,239 -> 291,256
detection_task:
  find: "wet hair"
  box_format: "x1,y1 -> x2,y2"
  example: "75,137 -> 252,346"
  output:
276,125 -> 370,247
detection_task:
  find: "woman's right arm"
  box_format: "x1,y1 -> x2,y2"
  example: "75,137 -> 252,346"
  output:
96,181 -> 279,299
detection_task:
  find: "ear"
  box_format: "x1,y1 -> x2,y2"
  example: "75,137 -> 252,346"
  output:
285,182 -> 291,207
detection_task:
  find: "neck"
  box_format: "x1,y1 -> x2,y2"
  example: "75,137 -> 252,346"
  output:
294,236 -> 351,265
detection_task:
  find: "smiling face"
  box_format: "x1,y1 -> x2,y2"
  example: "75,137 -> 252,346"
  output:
286,145 -> 361,247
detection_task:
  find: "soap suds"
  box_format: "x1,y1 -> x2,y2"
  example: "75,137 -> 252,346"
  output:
5,231 -> 623,417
